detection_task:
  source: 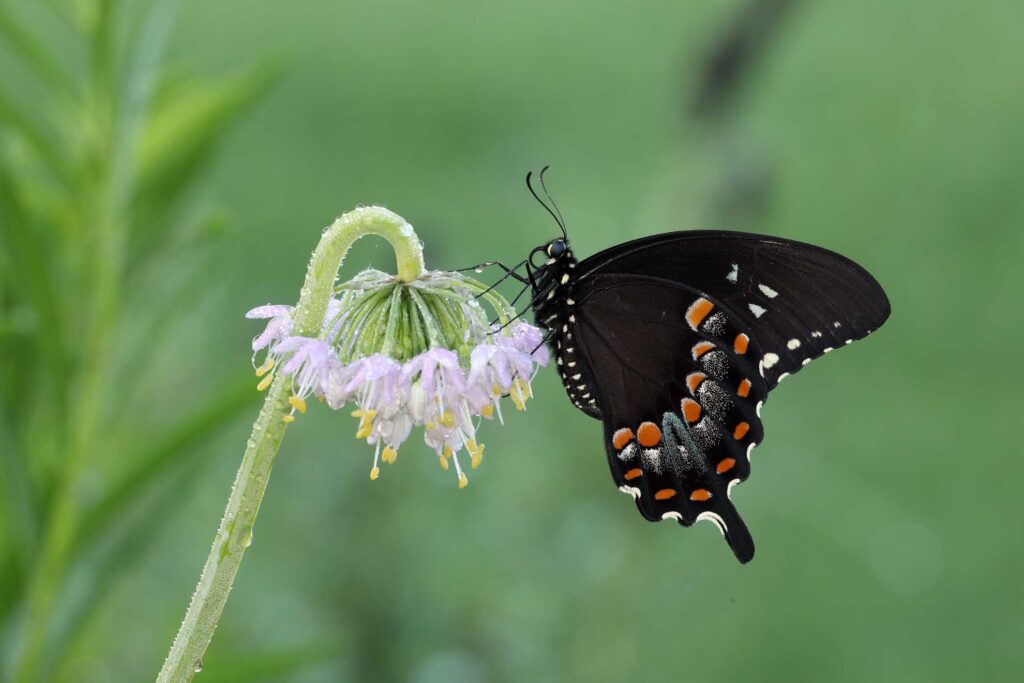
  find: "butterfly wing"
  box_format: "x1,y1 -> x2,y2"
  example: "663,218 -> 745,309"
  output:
576,231 -> 890,387
570,272 -> 771,563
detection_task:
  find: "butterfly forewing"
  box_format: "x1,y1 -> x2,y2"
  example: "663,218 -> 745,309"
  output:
576,231 -> 891,387
570,273 -> 770,562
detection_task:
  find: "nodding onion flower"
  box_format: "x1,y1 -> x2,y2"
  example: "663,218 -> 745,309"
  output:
247,225 -> 547,488
160,206 -> 547,681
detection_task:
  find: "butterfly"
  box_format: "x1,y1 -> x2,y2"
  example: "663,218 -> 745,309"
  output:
505,168 -> 890,563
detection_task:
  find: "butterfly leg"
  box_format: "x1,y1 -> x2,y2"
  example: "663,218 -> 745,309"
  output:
489,280 -> 556,332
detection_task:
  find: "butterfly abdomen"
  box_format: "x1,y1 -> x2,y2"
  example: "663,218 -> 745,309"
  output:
532,253 -> 602,419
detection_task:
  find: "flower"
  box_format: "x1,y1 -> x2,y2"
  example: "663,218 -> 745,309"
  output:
247,269 -> 548,487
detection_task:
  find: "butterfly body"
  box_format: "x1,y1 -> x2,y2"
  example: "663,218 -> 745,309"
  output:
526,228 -> 890,564
531,244 -> 604,419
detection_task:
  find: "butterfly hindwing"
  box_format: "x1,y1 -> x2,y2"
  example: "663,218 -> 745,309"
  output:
576,231 -> 891,388
570,273 -> 769,562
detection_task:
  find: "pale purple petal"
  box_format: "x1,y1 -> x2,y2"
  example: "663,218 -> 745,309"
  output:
246,304 -> 292,319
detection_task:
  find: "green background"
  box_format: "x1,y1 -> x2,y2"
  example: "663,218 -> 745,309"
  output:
1,0 -> 1022,681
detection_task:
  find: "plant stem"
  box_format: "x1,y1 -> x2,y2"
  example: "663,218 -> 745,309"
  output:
157,207 -> 423,681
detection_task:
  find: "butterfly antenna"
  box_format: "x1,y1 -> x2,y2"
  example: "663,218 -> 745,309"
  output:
526,168 -> 566,238
538,165 -> 568,239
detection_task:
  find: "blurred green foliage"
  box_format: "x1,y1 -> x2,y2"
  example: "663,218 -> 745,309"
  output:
1,0 -> 1022,681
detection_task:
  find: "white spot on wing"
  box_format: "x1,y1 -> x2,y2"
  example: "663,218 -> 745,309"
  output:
762,352 -> 780,368
726,263 -> 739,284
748,303 -> 767,318
696,511 -> 728,537
777,372 -> 790,383
833,321 -> 842,328
758,284 -> 778,298
727,478 -> 741,499
811,330 -> 822,338
755,401 -> 763,417
823,347 -> 834,354
801,358 -> 811,366
618,485 -> 641,499
560,273 -> 569,284
746,442 -> 757,461
787,338 -> 801,350
662,511 -> 683,521
641,448 -> 663,474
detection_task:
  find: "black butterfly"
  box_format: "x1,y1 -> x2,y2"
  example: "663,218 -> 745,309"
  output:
482,169 -> 890,563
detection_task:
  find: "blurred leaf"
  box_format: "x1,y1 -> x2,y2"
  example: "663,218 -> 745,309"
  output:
137,68 -> 277,198
76,373 -> 257,550
0,92 -> 71,183
128,68 -> 277,267
0,3 -> 77,95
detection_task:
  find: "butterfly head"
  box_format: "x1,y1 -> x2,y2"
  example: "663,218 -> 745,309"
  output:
531,237 -> 571,267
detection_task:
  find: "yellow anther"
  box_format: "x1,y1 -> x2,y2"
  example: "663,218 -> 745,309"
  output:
481,404 -> 494,418
510,378 -> 531,411
255,358 -> 275,377
425,421 -> 435,430
468,440 -> 485,469
257,374 -> 274,392
492,384 -> 502,396
281,413 -> 296,423
351,408 -> 377,439
439,455 -> 449,470
458,473 -> 468,489
289,395 -> 307,414
370,466 -> 380,481
381,447 -> 398,464
441,411 -> 455,428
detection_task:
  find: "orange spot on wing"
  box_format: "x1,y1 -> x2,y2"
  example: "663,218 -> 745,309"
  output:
692,341 -> 715,359
716,458 -> 736,474
612,428 -> 634,450
686,372 -> 706,394
681,398 -> 702,423
737,378 -> 752,398
624,468 -> 643,481
733,422 -> 750,440
690,488 -> 712,501
685,298 -> 714,330
734,333 -> 750,354
637,421 -> 662,447
655,488 -> 677,500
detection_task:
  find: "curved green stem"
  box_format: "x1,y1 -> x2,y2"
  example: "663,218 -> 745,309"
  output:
157,207 -> 423,682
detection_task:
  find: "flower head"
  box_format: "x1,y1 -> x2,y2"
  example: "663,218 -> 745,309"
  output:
248,268 -> 547,486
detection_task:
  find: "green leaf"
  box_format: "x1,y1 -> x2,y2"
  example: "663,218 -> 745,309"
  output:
76,373 -> 258,550
137,68 -> 278,202
0,3 -> 78,95
0,91 -> 72,183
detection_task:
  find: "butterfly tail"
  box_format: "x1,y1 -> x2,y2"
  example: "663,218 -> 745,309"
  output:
711,498 -> 755,564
